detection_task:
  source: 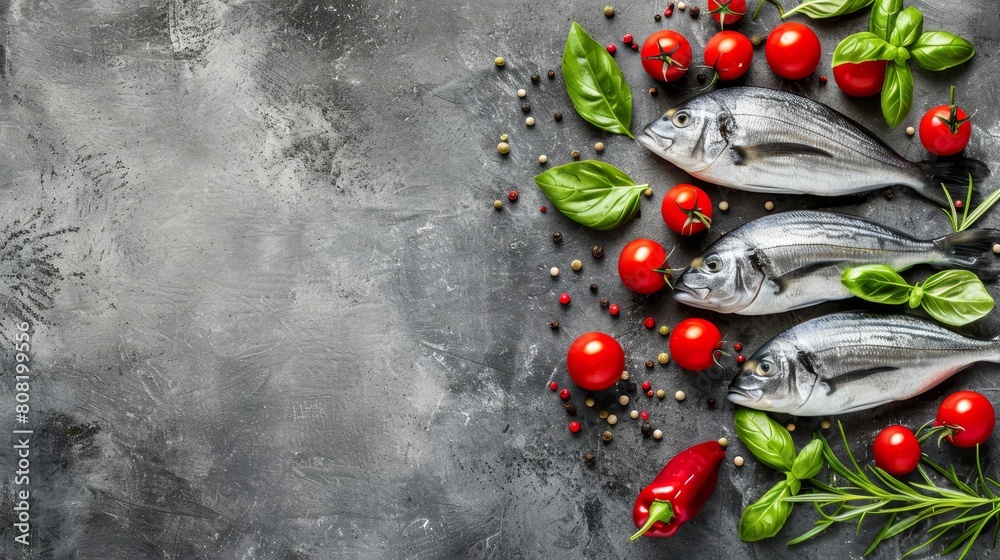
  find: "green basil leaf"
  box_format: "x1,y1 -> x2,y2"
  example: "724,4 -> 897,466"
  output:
910,31 -> 975,71
533,160 -> 648,230
889,7 -> 922,47
734,408 -> 796,472
783,0 -> 874,19
562,22 -> 634,138
832,32 -> 896,66
791,439 -> 825,481
869,0 -> 902,42
920,270 -> 994,326
881,60 -> 913,128
841,264 -> 912,305
738,479 -> 795,542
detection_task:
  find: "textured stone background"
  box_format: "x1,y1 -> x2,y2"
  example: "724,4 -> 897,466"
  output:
0,1 -> 997,559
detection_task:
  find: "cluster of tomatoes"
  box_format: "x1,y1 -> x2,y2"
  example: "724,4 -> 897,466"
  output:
873,391 -> 996,477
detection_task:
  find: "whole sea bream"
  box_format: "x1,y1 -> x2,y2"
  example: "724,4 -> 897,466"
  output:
727,311 -> 1000,416
673,210 -> 998,315
638,87 -> 987,204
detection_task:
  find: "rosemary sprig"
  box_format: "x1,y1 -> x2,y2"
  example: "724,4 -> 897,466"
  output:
785,421 -> 1000,560
941,174 -> 1000,232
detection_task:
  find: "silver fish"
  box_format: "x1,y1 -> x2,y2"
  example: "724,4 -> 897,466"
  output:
673,210 -> 998,315
727,311 -> 1000,416
638,87 -> 987,204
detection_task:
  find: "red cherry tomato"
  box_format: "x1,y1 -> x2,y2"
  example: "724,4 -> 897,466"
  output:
662,184 -> 713,235
765,22 -> 821,80
640,30 -> 693,83
934,390 -> 995,448
567,332 -> 625,391
872,425 -> 921,476
668,318 -> 723,371
707,0 -> 746,27
704,31 -> 753,81
618,239 -> 670,295
832,60 -> 887,98
919,87 -> 972,156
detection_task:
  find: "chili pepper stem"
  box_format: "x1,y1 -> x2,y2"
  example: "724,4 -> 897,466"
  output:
630,500 -> 675,541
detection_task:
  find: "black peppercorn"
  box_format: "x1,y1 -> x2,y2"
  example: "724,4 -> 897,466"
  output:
708,398 -> 716,408
547,70 -> 555,79
521,103 -> 531,113
531,73 -> 540,84
564,402 -> 577,415
592,244 -> 604,258
654,13 -> 662,21
600,297 -> 609,308
689,5 -> 699,17
550,320 -> 560,329
886,188 -> 894,199
584,452 -> 596,466
648,87 -> 658,96
641,422 -> 653,437
626,381 -> 637,394
553,112 -> 563,121
552,231 -> 562,242
589,283 -> 598,293
645,360 -> 654,369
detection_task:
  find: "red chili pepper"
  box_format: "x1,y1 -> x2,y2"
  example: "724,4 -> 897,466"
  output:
630,440 -> 726,540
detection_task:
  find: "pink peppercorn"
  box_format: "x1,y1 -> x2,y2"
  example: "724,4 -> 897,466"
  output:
559,293 -> 571,305
559,388 -> 571,401
549,381 -> 558,391
643,317 -> 655,329
569,421 -> 581,433
640,411 -> 650,421
609,303 -> 620,316
606,44 -> 617,55
737,354 -> 746,365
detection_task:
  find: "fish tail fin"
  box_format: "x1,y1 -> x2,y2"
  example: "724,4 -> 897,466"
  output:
917,157 -> 991,205
933,229 -> 1000,279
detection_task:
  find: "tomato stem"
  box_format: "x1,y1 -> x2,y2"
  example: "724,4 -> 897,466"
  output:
629,500 -> 674,542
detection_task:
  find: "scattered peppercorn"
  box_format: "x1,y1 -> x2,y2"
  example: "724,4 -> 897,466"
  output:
550,266 -> 559,277
531,73 -> 540,84
905,126 -> 916,136
645,360 -> 654,369
641,381 -> 652,392
560,388 -> 570,400
507,190 -> 518,202
569,421 -> 581,433
689,5 -> 699,17
626,381 -> 637,393
525,116 -> 536,126
718,200 -> 729,211
609,303 -> 620,316
585,397 -> 596,407
619,395 -> 630,406
646,389 -> 654,397
594,141 -> 605,152
606,44 -> 617,55
630,410 -> 639,419
559,293 -> 571,305
493,200 -> 503,210
658,325 -> 670,336
886,188 -> 894,199
643,317 -> 655,329
623,33 -> 634,44
500,133 -> 509,142
819,75 -> 828,85
564,402 -> 577,415
648,87 -> 658,96
599,409 -> 609,419
736,354 -> 746,365
571,149 -> 581,159
538,154 -> 547,164
517,88 -> 527,98
549,381 -> 558,391
640,411 -> 650,422
591,244 -> 604,258
675,390 -> 686,402
608,414 -> 619,425
654,13 -> 662,21
497,142 -> 510,155
665,3 -> 675,17
733,342 -> 743,352
604,5 -> 615,17
653,429 -> 663,440
656,389 -> 666,399
657,352 -> 669,364
641,422 -> 653,437
602,430 -> 614,442
600,297 -> 609,308
750,35 -> 763,47
993,243 -> 1000,255
786,423 -> 796,432
554,112 -> 563,121
550,320 -> 560,329
494,56 -> 506,68
764,200 -> 775,211
552,231 -> 562,242
548,70 -> 556,79
677,1 -> 686,10
643,187 -> 653,197
734,456 -> 745,467
571,259 -> 583,271
521,103 -> 531,113
630,42 -> 638,51
955,199 -> 964,209
708,398 -> 716,408
697,73 -> 707,84
589,283 -> 598,293
821,420 -> 832,429
540,205 -> 547,213
584,452 -> 596,466
621,371 -> 630,380
718,437 -> 728,448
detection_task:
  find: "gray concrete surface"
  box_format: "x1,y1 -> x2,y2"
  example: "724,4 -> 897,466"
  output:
0,1 -> 998,558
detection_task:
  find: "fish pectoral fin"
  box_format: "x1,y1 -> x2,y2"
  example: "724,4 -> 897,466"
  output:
823,366 -> 899,395
771,260 -> 848,294
731,143 -> 835,166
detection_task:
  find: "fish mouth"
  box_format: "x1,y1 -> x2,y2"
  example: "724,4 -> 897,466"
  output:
638,127 -> 674,154
727,384 -> 763,403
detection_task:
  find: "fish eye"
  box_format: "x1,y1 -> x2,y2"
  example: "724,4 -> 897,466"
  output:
757,361 -> 773,376
703,255 -> 723,273
671,110 -> 691,128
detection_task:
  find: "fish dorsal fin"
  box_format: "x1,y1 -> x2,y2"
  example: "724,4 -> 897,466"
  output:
822,366 -> 898,395
770,259 -> 848,294
731,143 -> 835,166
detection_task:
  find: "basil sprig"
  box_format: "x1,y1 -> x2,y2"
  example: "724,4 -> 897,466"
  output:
782,0 -> 874,19
734,409 -> 824,542
561,22 -> 634,139
841,265 -> 994,326
533,160 -> 648,230
833,0 -> 974,127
